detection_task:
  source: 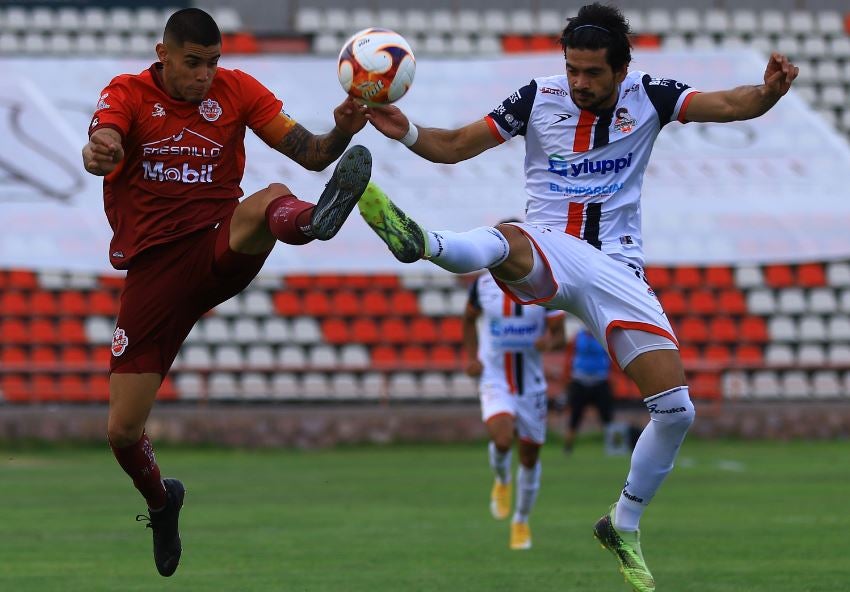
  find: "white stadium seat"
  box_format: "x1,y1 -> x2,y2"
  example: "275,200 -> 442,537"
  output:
622,9 -> 645,34
482,9 -> 509,35
213,345 -> 243,367
420,372 -> 449,399
84,317 -> 115,344
4,7 -> 28,31
800,37 -> 828,60
38,271 -> 69,290
324,8 -> 348,34
74,33 -> 101,54
813,61 -> 842,85
662,34 -> 687,51
827,316 -> 850,341
746,289 -> 776,315
302,372 -> 332,399
765,344 -> 795,366
730,10 -> 758,35
448,35 -> 474,55
314,33 -> 341,56
798,344 -> 826,366
232,318 -> 261,344
819,85 -> 847,109
182,345 -> 212,369
22,33 -> 47,54
388,372 -> 419,400
81,7 -> 108,33
246,345 -> 275,369
457,10 -> 480,34
294,8 -> 322,33
290,317 -> 321,344
703,10 -> 729,36
826,262 -> 850,287
536,10 -> 565,36
422,34 -> 447,55
360,372 -> 385,401
208,372 -> 238,400
261,318 -> 289,343
211,7 -> 242,34
330,373 -> 361,400
759,10 -> 786,36
339,344 -> 370,368
829,344 -> 850,366
278,345 -> 307,367
0,32 -> 19,53
175,373 -> 204,400
30,7 -> 55,32
722,371 -> 750,400
241,373 -> 270,400
775,37 -> 800,59
735,265 -> 764,288
271,374 -> 299,400
808,288 -> 838,314
203,317 -> 232,344
446,289 -> 469,314
476,35 -> 502,55
816,11 -> 844,36
449,372 -> 477,399
777,288 -> 806,315
419,290 -> 448,316
840,289 -> 850,314
68,272 -> 98,289
751,370 -> 781,399
108,8 -> 134,33
691,35 -> 717,51
136,8 -> 162,35
375,8 -> 403,32
798,316 -> 827,342
780,371 -> 810,399
672,8 -> 700,35
350,8 -> 375,32
55,8 -> 81,32
508,9 -> 534,35
308,345 -> 339,368
242,291 -> 273,316
812,370 -> 842,398
214,294 -> 241,316
828,37 -> 850,60
768,316 -> 798,342
788,11 -> 815,35
645,9 -> 672,34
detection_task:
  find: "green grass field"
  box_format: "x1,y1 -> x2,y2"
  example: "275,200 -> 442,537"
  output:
1,437 -> 848,591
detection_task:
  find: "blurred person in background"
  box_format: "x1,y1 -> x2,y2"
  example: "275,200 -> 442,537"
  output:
463,259 -> 566,550
82,7 -> 370,577
563,326 -> 614,454
358,3 -> 797,590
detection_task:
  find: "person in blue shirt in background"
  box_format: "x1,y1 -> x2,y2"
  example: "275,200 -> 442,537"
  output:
563,327 -> 614,453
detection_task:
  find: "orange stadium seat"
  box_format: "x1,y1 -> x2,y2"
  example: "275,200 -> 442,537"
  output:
59,374 -> 88,402
389,291 -> 419,316
659,290 -> 687,317
0,319 -> 29,344
99,275 -> 125,290
0,291 -> 29,316
314,275 -> 344,289
797,263 -> 826,287
717,290 -> 747,315
401,345 -> 428,366
273,291 -> 302,316
350,318 -> 380,344
87,374 -> 111,401
438,317 -> 464,343
0,346 -> 27,366
88,291 -> 119,316
380,318 -> 409,344
60,346 -> 90,368
91,346 -> 113,367
30,319 -> 55,344
7,269 -> 37,290
342,275 -> 374,290
32,374 -> 58,402
409,317 -> 439,344
705,344 -> 732,364
736,344 -> 764,365
58,291 -> 88,316
688,371 -> 721,398
303,290 -> 331,317
688,289 -> 717,315
709,316 -> 738,343
740,317 -> 768,343
1,375 -> 29,402
159,376 -> 178,400
704,266 -> 734,289
330,291 -> 361,316
430,345 -> 460,368
31,346 -> 58,366
672,266 -> 702,289
57,318 -> 87,344
30,291 -> 58,316
371,275 -> 400,289
284,275 -> 313,290
678,317 -> 709,343
764,264 -> 794,288
645,266 -> 671,290
321,318 -> 350,344
371,345 -> 398,367
361,290 -> 390,316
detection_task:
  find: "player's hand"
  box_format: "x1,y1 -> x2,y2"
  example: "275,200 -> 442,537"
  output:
333,96 -> 368,136
363,104 -> 409,140
83,132 -> 124,176
763,53 -> 798,98
465,359 -> 483,378
534,336 -> 550,352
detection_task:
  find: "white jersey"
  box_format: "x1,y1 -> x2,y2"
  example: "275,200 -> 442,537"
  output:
485,70 -> 699,267
469,273 -> 564,395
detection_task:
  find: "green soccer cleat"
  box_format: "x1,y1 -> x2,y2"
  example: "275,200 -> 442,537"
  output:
357,182 -> 428,263
593,504 -> 655,592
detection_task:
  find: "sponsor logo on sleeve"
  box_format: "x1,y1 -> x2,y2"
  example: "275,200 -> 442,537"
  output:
151,103 -> 166,117
540,86 -> 568,97
96,93 -> 111,110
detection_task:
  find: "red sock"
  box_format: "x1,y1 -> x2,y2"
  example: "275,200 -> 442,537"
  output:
110,431 -> 168,510
265,194 -> 316,245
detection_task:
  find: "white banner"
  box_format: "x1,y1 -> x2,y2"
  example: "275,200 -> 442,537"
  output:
1,50 -> 848,273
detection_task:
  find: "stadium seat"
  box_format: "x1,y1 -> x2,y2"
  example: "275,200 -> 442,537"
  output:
777,288 -> 807,315
764,264 -> 794,288
688,372 -> 721,399
135,7 -> 162,34
812,370 -> 842,399
734,265 -> 763,288
86,374 -> 110,401
214,295 -> 241,317
270,374 -> 300,401
438,317 -> 464,344
797,263 -> 826,287
323,8 -> 348,33
347,7 -> 374,31
7,270 -> 37,290
508,9 -> 535,35
705,344 -> 732,364
58,291 -> 88,317
827,316 -> 850,341
261,318 -> 290,343
182,345 -> 212,369
659,290 -> 687,316
482,9 -> 509,34
730,9 -> 758,35
780,371 -> 810,399
645,9 -> 672,34
717,290 -> 747,315
303,290 -> 331,317
389,291 -> 419,316
88,291 -> 118,316
709,317 -> 738,344
759,10 -> 786,35
736,344 -> 763,365
401,345 -> 428,366
722,370 -> 750,400
54,7 -> 81,32
339,344 -> 370,368
808,288 -> 838,314
294,7 -> 322,33
212,7 -> 243,34
788,11 -> 815,36
678,345 -> 699,363
309,344 -> 339,368
380,318 -> 409,344
0,346 -> 27,367
313,33 -> 342,55
409,317 -> 439,344
32,346 -> 58,366
245,345 -> 275,369
232,318 -> 261,344
841,289 -> 850,314
645,266 -> 671,290
798,316 -> 827,342
816,11 -> 844,36
371,345 -> 398,367
330,372 -> 361,400
60,346 -> 89,368
278,345 -> 307,367
242,291 -> 272,316
678,318 -> 708,344
765,343 -> 795,366
420,371 -> 450,399
0,33 -> 21,53
798,344 -> 826,366
360,372 -> 385,401
322,318 -> 349,345
388,372 -> 420,400
672,8 -> 700,35
739,317 -> 768,343
672,266 -> 702,290
430,344 -> 459,368
202,318 -> 232,344
375,8 -> 404,32
456,10 -> 480,34
291,317 -> 321,344
768,316 -> 798,342
419,290 -> 448,316
688,290 -> 717,315
704,9 -> 729,35
213,345 -> 243,368
349,318 -> 380,344
329,291 -> 361,317
704,266 -> 734,289
751,370 -> 781,399
828,344 -> 850,366
240,373 -> 270,400
208,372 -> 238,400
361,290 -> 390,316
827,262 -> 850,287
0,291 -> 29,316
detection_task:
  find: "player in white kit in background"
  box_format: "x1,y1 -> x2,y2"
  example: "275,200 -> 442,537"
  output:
358,3 -> 798,590
463,267 -> 565,550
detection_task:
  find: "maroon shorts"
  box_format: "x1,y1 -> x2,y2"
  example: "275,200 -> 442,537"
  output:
110,211 -> 270,376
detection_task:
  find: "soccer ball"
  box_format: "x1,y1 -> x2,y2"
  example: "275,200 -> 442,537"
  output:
338,28 -> 416,105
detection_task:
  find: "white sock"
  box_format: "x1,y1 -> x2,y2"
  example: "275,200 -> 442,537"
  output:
426,227 -> 509,273
513,461 -> 542,523
488,440 -> 512,484
615,386 -> 695,532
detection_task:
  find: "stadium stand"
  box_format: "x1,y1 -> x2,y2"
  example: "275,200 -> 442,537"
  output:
1,2 -> 849,407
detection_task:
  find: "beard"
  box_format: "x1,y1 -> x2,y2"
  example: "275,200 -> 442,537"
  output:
570,83 -> 618,112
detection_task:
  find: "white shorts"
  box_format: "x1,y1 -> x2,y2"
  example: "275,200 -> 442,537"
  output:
480,384 -> 547,445
496,223 -> 678,367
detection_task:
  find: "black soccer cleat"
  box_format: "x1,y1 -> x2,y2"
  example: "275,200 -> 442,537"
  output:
137,478 -> 185,577
310,145 -> 373,240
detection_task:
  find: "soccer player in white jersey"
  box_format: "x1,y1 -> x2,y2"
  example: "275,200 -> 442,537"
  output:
463,268 -> 566,550
357,3 -> 798,590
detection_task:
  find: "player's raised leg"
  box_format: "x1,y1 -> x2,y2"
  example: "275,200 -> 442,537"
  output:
231,145 -> 372,253
358,183 -> 533,278
594,345 -> 694,592
108,372 -> 185,577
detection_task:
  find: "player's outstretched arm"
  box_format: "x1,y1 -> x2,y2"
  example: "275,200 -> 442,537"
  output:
685,53 -> 799,123
82,128 -> 124,176
269,97 -> 367,171
365,105 -> 499,164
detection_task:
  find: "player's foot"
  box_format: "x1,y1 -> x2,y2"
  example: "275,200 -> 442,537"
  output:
593,504 -> 655,592
358,182 -> 427,263
310,145 -> 372,240
510,520 -> 532,550
489,479 -> 512,520
136,478 -> 185,577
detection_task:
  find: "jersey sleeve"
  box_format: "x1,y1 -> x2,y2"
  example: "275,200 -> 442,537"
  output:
545,309 -> 566,319
468,277 -> 482,311
484,79 -> 537,143
233,69 -> 286,132
641,74 -> 700,127
88,76 -> 136,140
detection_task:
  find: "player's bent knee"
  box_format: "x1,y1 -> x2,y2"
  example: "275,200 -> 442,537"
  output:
645,386 -> 695,430
265,182 -> 293,200
107,420 -> 144,447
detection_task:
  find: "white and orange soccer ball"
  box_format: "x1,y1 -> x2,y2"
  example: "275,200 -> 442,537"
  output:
337,28 -> 415,105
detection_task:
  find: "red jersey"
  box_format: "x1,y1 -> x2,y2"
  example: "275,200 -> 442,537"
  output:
88,63 -> 286,269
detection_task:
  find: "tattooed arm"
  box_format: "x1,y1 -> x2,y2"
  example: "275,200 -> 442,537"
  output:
267,97 -> 368,172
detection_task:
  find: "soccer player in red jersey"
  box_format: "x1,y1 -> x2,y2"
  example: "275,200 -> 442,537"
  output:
81,8 -> 371,577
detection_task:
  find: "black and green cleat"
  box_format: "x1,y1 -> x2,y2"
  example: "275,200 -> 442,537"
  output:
593,503 -> 656,592
357,182 -> 428,263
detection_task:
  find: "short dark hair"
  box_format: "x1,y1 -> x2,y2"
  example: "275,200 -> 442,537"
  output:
559,3 -> 632,72
164,8 -> 221,47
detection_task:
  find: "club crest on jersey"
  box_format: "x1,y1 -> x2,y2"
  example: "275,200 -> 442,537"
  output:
152,103 -> 166,117
112,327 -> 129,357
198,98 -> 222,122
614,108 -> 636,134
